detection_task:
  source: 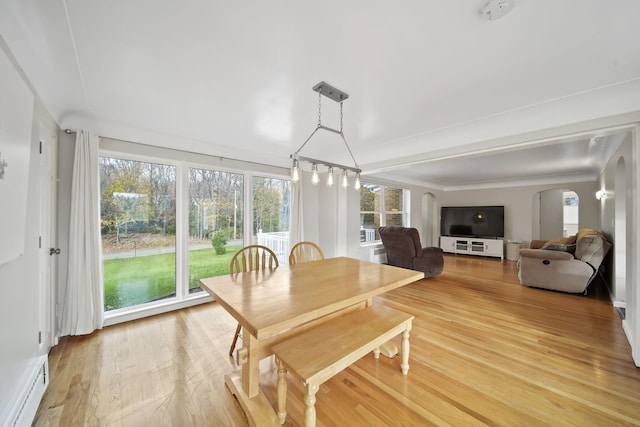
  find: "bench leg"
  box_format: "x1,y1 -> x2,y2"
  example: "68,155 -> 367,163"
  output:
304,384 -> 319,427
401,321 -> 412,375
275,357 -> 287,425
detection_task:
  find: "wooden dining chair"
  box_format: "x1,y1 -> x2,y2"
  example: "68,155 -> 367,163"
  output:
228,245 -> 279,356
288,241 -> 325,265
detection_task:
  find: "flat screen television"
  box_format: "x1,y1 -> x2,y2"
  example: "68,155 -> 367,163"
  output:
440,206 -> 504,239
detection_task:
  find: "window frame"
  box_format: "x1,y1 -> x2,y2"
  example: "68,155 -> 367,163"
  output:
99,151 -> 181,313
359,181 -> 410,245
100,148 -> 291,326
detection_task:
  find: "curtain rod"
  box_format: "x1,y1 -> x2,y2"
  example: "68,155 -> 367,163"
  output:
102,134 -> 288,172
64,128 -> 289,172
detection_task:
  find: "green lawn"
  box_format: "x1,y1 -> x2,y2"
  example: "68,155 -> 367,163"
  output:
103,245 -> 242,311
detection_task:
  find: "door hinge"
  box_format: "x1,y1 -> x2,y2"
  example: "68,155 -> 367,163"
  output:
39,236 -> 42,249
38,331 -> 42,344
43,363 -> 47,384
39,141 -> 42,154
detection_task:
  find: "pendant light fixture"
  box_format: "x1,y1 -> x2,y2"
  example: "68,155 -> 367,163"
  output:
290,82 -> 362,190
326,167 -> 334,187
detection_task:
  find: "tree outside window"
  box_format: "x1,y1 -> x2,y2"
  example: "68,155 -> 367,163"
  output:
99,155 -> 292,313
99,157 -> 177,311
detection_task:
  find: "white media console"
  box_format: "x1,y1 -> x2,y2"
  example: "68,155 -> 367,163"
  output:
440,236 -> 504,259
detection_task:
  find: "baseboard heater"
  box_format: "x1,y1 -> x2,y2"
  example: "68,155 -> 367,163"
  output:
3,355 -> 48,427
369,246 -> 387,264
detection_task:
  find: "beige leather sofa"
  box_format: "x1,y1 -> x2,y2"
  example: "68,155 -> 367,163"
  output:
518,228 -> 612,294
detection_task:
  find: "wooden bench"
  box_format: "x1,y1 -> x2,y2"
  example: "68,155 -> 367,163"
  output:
271,305 -> 414,427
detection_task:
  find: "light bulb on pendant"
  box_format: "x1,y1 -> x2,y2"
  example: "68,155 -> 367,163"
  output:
341,169 -> 349,188
326,167 -> 334,187
311,164 -> 320,185
291,159 -> 300,183
354,172 -> 361,190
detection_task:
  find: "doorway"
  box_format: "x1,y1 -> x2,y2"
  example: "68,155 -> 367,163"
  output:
614,157 -> 627,311
38,124 -> 58,350
533,189 -> 579,240
421,193 -> 436,247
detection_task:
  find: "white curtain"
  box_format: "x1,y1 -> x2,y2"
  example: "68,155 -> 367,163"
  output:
59,130 -> 104,336
289,180 -> 304,246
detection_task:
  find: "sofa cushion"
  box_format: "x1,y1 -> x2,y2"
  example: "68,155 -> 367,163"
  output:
576,228 -> 601,240
575,230 -> 611,266
540,235 -> 577,249
543,244 -> 577,253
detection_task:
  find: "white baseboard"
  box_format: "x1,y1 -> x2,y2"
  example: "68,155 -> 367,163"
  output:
613,300 -> 626,308
621,319 -> 639,367
2,355 -> 48,427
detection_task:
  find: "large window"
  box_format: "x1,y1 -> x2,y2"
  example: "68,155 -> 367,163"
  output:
360,183 -> 408,243
100,151 -> 291,317
100,157 -> 177,311
252,176 -> 291,264
188,168 -> 244,292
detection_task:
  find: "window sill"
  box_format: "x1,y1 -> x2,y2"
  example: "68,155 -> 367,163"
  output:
103,292 -> 213,327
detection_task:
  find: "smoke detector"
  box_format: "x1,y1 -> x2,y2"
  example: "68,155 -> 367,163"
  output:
481,0 -> 516,20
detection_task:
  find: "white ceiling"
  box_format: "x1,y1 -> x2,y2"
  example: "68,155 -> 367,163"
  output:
1,0 -> 639,189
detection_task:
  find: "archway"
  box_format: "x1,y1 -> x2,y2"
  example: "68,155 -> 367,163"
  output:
532,189 -> 579,240
421,193 -> 437,247
614,157 -> 627,309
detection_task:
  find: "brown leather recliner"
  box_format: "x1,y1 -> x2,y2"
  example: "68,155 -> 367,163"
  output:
378,226 -> 444,278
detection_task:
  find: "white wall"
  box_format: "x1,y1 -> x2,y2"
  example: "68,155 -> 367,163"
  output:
421,193 -> 437,247
599,130 -> 639,366
311,178 -> 434,262
304,173 -> 602,261
0,40 -> 57,425
600,133 -> 632,303
435,181 -> 600,247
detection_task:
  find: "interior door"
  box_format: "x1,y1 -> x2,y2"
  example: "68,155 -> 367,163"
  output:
538,189 -> 564,240
38,124 -> 58,350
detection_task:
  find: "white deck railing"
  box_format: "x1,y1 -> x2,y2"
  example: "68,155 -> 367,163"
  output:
256,230 -> 290,265
360,227 -> 376,243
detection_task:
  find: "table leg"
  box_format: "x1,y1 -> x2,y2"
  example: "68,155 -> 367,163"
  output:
224,332 -> 280,426
242,332 -> 260,398
304,384 -> 319,427
224,372 -> 280,427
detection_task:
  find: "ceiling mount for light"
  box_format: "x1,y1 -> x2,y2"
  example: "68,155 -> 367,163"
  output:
481,0 -> 515,21
290,81 -> 361,190
312,81 -> 349,103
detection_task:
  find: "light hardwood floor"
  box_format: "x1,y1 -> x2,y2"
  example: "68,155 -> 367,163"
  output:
34,255 -> 640,426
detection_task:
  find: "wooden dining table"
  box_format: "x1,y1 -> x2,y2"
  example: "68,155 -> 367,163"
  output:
200,256 -> 423,426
